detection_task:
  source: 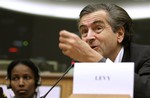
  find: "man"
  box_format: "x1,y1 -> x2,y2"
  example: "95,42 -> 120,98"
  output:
59,3 -> 150,98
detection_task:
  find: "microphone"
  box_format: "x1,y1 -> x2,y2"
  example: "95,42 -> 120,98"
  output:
40,61 -> 74,98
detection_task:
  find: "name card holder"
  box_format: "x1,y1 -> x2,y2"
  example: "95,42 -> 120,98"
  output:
69,94 -> 130,98
72,63 -> 134,98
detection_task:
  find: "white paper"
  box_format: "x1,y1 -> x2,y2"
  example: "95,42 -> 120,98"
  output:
38,86 -> 61,98
73,63 -> 134,98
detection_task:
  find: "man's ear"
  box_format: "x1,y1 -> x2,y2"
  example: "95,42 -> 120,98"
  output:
117,26 -> 125,43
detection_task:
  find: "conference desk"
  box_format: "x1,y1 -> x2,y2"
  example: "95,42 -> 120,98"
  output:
0,72 -> 131,98
0,72 -> 73,98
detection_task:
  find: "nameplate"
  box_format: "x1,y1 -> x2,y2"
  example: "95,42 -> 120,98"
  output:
73,63 -> 134,98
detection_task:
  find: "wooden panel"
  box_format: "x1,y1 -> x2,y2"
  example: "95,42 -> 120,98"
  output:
41,73 -> 73,98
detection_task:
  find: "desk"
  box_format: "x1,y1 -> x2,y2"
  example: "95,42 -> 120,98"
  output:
0,71 -> 73,98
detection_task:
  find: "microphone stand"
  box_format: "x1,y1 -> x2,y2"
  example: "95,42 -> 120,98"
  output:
40,63 -> 74,98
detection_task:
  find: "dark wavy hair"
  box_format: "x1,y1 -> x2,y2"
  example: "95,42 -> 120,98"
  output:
79,3 -> 134,48
7,59 -> 40,87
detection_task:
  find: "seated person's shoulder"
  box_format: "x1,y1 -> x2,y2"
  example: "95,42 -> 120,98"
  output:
131,43 -> 150,49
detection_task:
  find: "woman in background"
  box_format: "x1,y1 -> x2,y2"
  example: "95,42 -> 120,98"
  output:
7,59 -> 41,98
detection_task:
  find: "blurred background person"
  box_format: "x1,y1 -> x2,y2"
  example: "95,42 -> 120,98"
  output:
6,59 -> 41,98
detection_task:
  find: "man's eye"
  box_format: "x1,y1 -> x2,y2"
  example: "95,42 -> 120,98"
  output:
95,26 -> 103,33
80,29 -> 88,37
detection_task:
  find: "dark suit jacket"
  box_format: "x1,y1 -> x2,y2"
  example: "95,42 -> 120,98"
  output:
122,43 -> 150,98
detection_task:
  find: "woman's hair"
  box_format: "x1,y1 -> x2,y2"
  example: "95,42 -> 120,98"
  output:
79,3 -> 134,48
7,59 -> 40,87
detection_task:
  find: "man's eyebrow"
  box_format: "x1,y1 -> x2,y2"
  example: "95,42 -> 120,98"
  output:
93,20 -> 104,25
79,25 -> 86,29
79,20 -> 104,29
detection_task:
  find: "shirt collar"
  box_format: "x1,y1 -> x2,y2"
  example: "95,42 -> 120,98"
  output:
114,47 -> 124,63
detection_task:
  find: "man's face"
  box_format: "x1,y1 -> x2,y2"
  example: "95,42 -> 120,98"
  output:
79,10 -> 124,60
10,64 -> 36,98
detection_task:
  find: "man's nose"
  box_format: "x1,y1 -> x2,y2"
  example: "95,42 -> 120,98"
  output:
86,29 -> 95,44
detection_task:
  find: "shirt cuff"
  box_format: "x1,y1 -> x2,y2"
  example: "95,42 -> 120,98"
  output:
99,57 -> 106,62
